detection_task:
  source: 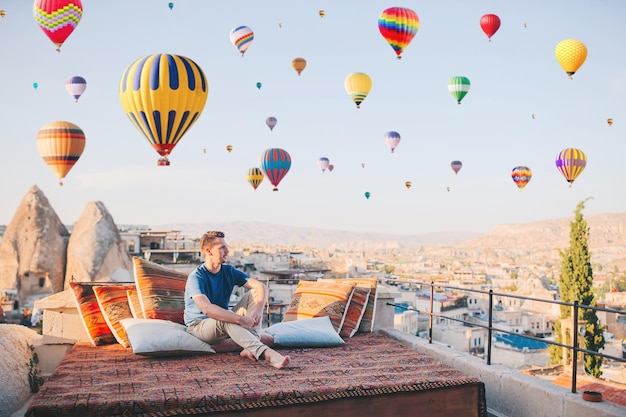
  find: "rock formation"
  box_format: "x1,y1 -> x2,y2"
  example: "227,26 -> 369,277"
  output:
65,201 -> 133,286
0,185 -> 69,299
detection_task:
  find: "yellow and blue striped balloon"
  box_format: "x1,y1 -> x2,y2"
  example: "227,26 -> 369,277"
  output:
556,148 -> 586,186
119,54 -> 208,165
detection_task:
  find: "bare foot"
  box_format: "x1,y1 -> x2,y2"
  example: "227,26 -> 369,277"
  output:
263,348 -> 290,369
240,349 -> 257,361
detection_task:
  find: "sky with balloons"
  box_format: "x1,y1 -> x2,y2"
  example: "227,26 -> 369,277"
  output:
0,0 -> 625,237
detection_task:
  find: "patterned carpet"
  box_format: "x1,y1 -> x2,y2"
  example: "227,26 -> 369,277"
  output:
25,332 -> 486,417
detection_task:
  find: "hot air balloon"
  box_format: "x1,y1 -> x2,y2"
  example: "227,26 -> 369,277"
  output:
33,0 -> 83,52
266,116 -> 277,131
230,26 -> 254,57
259,148 -> 291,191
292,58 -> 306,76
451,160 -> 463,174
345,72 -> 372,109
317,157 -> 330,172
378,7 -> 419,59
405,181 -> 412,189
511,166 -> 532,190
555,39 -> 587,79
0,10 -> 6,17
361,162 -> 366,168
328,164 -> 334,172
168,2 -> 174,10
246,167 -> 264,190
480,14 -> 500,42
33,82 -> 38,90
531,114 -> 536,119
319,10 -> 325,18
556,148 -> 586,186
448,76 -> 470,104
607,118 -> 614,126
36,120 -> 85,186
256,82 -> 262,90
364,192 -> 371,199
65,76 -> 86,102
226,145 -> 233,153
383,131 -> 401,153
119,53 -> 209,166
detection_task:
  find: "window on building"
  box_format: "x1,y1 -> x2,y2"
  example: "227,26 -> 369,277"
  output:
38,277 -> 45,288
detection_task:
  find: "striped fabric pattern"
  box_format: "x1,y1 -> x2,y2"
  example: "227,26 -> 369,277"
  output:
126,289 -> 145,319
339,286 -> 372,338
318,278 -> 379,333
133,257 -> 188,324
93,285 -> 135,348
69,282 -> 116,346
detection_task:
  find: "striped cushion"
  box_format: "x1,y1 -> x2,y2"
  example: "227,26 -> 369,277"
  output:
318,278 -> 378,332
282,281 -> 355,332
69,282 -> 117,346
93,285 -> 135,348
127,289 -> 145,319
133,257 -> 187,324
339,286 -> 371,338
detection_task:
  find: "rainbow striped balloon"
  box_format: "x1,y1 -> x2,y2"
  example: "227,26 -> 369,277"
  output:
230,26 -> 254,57
378,7 -> 419,59
33,0 -> 83,52
36,121 -> 86,186
556,148 -> 586,186
511,166 -> 532,190
119,54 -> 209,165
259,148 -> 291,191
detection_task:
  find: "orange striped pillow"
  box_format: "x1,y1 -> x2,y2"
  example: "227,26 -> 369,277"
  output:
133,257 -> 187,324
282,281 -> 355,332
319,278 -> 378,332
93,285 -> 135,348
339,286 -> 371,338
69,282 -> 117,346
127,289 -> 145,319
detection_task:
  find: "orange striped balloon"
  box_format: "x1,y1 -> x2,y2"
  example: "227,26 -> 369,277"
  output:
36,121 -> 85,186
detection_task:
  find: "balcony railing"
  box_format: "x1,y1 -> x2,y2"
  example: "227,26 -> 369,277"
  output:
389,280 -> 626,394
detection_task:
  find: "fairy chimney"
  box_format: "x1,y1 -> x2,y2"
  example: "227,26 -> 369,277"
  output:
64,201 -> 133,286
0,185 -> 69,300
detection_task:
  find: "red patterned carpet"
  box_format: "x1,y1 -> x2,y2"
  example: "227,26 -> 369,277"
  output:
25,332 -> 486,417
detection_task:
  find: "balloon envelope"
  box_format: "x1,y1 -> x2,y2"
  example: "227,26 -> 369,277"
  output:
33,0 -> 83,52
511,166 -> 532,190
226,145 -> 233,153
319,10 -> 325,17
36,120 -> 85,185
246,167 -> 264,190
266,116 -> 277,131
345,72 -> 372,108
480,14 -> 501,41
168,2 -> 174,9
555,39 -> 587,79
317,157 -> 330,172
119,53 -> 209,165
448,76 -> 470,104
65,76 -> 86,102
256,82 -> 262,90
405,181 -> 412,189
292,58 -> 307,75
555,148 -> 586,186
364,192 -> 370,199
607,118 -> 614,126
328,164 -> 334,172
230,26 -> 254,56
383,131 -> 401,153
259,148 -> 291,191
378,7 -> 419,59
451,160 -> 463,174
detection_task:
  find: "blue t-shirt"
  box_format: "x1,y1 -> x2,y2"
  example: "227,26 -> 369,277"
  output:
184,263 -> 248,325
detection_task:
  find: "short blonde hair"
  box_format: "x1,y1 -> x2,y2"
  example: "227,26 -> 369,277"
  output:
200,231 -> 225,252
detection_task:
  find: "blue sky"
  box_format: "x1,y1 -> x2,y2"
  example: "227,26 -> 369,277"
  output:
0,1 -> 625,236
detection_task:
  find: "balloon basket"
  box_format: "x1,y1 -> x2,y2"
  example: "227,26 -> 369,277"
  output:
157,158 -> 171,166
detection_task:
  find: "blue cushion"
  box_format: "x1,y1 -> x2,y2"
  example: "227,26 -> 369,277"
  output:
264,316 -> 345,347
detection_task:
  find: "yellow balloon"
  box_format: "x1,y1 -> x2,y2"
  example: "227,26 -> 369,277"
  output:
555,39 -> 587,79
36,121 -> 86,186
226,145 -> 233,153
292,57 -> 307,76
344,72 -> 372,109
405,181 -> 412,189
607,118 -> 614,126
319,10 -> 325,18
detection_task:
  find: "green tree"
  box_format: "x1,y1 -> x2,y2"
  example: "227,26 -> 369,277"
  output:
384,265 -> 396,275
549,199 -> 605,376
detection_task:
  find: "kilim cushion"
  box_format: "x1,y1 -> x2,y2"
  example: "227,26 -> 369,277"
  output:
282,280 -> 355,332
126,289 -> 144,319
339,285 -> 371,338
319,277 -> 379,332
133,256 -> 187,324
93,284 -> 135,348
69,282 -> 117,346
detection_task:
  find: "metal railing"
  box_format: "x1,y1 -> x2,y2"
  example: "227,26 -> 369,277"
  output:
388,280 -> 626,394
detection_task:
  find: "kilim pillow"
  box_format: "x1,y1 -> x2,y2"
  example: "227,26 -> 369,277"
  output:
126,289 -> 145,319
93,284 -> 136,348
120,318 -> 215,356
133,257 -> 187,324
318,277 -> 378,332
282,280 -> 355,332
339,286 -> 371,338
69,282 -> 117,346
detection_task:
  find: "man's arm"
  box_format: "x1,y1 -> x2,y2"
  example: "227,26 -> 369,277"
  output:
191,293 -> 254,328
243,278 -> 268,325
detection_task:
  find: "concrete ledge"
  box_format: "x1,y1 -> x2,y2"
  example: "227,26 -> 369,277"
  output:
381,329 -> 625,417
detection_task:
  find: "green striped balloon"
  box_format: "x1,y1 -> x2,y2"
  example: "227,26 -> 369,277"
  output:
448,76 -> 471,104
